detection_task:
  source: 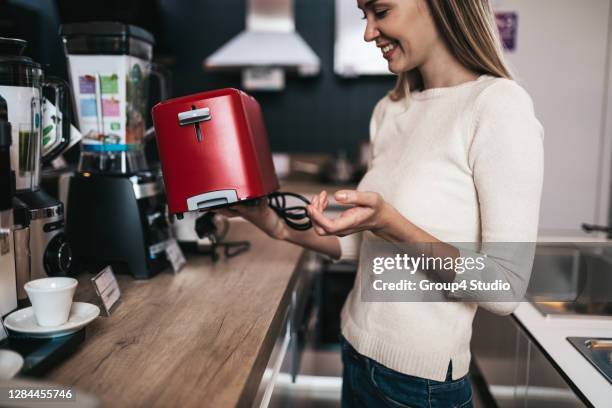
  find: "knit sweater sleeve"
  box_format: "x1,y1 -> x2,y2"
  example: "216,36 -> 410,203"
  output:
449,80 -> 544,315
336,96 -> 389,262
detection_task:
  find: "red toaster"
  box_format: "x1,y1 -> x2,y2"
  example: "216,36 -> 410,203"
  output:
152,88 -> 279,217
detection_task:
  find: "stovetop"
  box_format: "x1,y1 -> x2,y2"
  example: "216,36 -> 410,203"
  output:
567,337 -> 612,384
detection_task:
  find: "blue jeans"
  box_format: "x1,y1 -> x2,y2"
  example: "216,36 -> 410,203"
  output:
341,337 -> 473,408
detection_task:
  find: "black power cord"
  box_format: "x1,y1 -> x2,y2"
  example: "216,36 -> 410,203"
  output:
267,191 -> 313,231
187,191 -> 312,262
194,212 -> 251,262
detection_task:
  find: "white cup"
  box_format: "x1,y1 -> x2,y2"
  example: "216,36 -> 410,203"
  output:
24,277 -> 78,327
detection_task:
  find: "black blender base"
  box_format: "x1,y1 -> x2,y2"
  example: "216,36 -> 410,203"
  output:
1,329 -> 86,377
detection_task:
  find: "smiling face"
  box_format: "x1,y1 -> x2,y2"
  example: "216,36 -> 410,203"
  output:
357,0 -> 441,74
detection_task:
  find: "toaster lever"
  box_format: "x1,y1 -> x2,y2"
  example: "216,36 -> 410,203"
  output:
178,108 -> 212,126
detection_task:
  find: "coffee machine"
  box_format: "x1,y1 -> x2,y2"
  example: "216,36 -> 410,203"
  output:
0,95 -> 17,317
60,22 -> 171,279
0,38 -> 73,303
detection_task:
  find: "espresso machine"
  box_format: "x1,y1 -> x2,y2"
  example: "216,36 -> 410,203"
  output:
0,38 -> 73,303
0,95 -> 17,317
61,22 -> 171,279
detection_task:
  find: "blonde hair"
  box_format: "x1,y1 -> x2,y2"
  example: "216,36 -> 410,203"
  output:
390,0 -> 512,101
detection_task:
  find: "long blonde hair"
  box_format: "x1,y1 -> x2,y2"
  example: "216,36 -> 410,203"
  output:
390,0 -> 512,101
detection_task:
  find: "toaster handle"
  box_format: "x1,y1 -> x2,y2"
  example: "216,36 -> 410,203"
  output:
187,190 -> 239,211
178,108 -> 212,126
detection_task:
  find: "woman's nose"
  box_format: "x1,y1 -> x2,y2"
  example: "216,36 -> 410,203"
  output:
363,19 -> 379,42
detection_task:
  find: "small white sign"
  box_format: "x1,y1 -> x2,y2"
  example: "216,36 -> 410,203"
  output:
166,239 -> 186,273
0,318 -> 7,342
91,266 -> 121,316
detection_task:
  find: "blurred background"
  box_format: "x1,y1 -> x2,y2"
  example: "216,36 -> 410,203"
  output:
1,2 -> 612,406
1,0 -> 395,158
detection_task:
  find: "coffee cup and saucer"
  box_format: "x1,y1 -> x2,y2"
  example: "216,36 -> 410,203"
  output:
2,278 -> 100,338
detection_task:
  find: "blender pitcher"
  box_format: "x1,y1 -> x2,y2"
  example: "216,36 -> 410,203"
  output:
0,37 -> 72,192
60,22 -> 167,173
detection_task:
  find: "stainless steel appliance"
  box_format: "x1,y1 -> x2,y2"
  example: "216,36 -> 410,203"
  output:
60,22 -> 171,279
567,337 -> 612,384
0,38 -> 72,303
528,244 -> 612,318
0,94 -> 17,317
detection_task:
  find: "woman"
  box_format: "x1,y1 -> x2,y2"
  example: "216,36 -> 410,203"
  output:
221,0 -> 543,406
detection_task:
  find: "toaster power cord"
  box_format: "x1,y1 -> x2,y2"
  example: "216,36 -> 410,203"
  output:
267,191 -> 313,231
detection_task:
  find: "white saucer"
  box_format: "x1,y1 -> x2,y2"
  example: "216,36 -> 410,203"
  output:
0,350 -> 24,379
3,302 -> 100,338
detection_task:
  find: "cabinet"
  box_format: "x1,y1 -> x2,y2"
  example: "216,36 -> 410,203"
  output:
472,309 -> 586,407
484,0 -> 612,235
252,253 -> 315,408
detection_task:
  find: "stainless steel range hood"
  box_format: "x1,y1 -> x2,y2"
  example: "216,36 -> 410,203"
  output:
204,0 -> 320,76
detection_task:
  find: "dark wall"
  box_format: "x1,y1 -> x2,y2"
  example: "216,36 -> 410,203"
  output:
5,0 -> 396,158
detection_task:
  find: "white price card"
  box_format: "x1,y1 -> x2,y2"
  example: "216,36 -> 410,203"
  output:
91,266 -> 121,316
166,239 -> 186,273
0,318 -> 7,342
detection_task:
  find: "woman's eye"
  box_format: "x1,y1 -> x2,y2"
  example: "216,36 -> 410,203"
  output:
361,12 -> 367,20
374,9 -> 389,18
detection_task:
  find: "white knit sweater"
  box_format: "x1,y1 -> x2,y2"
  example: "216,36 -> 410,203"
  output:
339,75 -> 544,381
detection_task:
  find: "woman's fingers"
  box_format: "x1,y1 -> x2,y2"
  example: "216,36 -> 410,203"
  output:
307,190 -> 373,236
335,190 -> 379,208
320,190 -> 329,210
311,194 -> 319,208
307,202 -> 328,236
309,202 -> 360,235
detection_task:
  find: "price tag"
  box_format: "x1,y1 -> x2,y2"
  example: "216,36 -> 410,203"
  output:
0,319 -> 7,342
166,238 -> 186,273
91,266 -> 121,316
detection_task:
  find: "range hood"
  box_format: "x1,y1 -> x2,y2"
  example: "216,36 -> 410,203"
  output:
204,0 -> 320,76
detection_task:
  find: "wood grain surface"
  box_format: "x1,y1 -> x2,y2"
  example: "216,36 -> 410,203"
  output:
46,222 -> 305,408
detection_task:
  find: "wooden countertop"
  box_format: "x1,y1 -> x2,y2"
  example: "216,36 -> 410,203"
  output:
46,222 -> 305,408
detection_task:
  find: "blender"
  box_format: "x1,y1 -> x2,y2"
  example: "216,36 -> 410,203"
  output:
60,22 -> 171,279
0,37 -> 73,304
0,94 -> 17,317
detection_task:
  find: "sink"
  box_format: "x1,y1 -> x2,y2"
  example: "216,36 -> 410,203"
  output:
528,244 -> 612,317
567,337 -> 612,383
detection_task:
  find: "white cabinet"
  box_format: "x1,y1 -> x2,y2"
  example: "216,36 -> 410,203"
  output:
495,0 -> 612,235
472,309 -> 586,407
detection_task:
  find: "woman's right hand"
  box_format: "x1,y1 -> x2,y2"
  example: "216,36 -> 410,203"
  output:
215,199 -> 288,240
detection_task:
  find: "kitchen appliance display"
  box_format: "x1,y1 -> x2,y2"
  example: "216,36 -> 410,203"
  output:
0,38 -> 71,191
60,23 -> 171,279
0,37 -> 73,302
61,22 -> 165,174
66,170 -> 171,279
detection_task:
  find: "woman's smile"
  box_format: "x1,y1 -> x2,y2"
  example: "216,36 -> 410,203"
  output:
379,41 -> 399,60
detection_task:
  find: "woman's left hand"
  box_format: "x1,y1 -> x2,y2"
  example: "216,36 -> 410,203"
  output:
306,189 -> 393,237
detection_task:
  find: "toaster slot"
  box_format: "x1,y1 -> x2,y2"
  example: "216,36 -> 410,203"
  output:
194,122 -> 202,142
